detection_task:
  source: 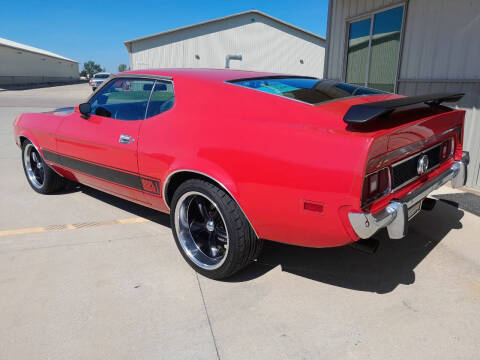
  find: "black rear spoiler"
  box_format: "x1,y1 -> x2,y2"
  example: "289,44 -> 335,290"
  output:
343,93 -> 464,124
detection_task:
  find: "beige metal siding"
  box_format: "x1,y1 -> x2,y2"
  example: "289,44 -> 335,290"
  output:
399,0 -> 480,80
396,0 -> 480,188
326,0 -> 480,188
130,13 -> 325,77
398,81 -> 480,188
398,0 -> 480,187
0,45 -> 79,85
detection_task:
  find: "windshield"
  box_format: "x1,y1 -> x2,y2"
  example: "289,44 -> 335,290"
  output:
228,77 -> 387,105
93,74 -> 110,79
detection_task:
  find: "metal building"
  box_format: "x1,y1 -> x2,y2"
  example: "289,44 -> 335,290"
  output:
323,0 -> 480,189
124,10 -> 326,78
0,37 -> 79,86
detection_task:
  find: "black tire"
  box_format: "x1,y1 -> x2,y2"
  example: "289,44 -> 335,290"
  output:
170,179 -> 263,279
21,139 -> 66,194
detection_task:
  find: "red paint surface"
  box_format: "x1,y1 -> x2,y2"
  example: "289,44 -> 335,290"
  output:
13,69 -> 465,248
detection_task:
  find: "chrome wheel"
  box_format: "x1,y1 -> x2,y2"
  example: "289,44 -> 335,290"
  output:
23,143 -> 45,189
174,191 -> 229,270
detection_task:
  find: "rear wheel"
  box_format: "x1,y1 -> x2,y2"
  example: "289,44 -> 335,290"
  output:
170,179 -> 263,279
22,140 -> 66,194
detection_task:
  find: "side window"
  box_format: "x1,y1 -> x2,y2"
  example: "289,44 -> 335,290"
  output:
90,78 -> 155,121
145,80 -> 175,118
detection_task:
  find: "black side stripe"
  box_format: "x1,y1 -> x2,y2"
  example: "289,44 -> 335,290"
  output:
43,150 -> 161,196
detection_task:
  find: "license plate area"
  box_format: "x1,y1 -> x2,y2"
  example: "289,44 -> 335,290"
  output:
408,200 -> 423,219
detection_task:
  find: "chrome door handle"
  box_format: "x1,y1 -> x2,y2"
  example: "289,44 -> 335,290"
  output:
119,134 -> 132,144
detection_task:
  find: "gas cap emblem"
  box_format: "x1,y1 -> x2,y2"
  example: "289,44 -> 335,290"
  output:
417,155 -> 429,175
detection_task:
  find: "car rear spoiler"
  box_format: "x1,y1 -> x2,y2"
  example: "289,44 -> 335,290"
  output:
343,93 -> 464,124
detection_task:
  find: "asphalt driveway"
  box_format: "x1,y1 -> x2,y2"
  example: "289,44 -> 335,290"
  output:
0,83 -> 479,360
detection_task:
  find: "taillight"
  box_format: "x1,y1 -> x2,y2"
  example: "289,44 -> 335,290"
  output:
362,167 -> 390,205
457,127 -> 463,143
440,138 -> 454,160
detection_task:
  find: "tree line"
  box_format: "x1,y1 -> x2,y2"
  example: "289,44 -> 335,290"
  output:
79,61 -> 130,77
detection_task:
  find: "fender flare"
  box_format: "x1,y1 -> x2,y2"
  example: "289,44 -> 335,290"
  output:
18,134 -> 65,178
162,168 -> 259,239
18,132 -> 42,155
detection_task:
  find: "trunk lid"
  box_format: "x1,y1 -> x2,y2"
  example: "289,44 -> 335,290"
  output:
316,93 -> 465,211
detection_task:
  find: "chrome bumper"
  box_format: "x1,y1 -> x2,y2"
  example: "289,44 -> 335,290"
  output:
348,152 -> 469,240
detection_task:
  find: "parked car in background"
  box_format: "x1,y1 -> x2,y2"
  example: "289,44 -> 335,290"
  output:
13,69 -> 468,279
89,72 -> 111,91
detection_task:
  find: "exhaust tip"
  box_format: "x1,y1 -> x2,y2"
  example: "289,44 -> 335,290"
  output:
422,198 -> 437,211
350,237 -> 379,254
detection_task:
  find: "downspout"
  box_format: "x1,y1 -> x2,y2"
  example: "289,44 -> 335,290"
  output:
225,54 -> 242,69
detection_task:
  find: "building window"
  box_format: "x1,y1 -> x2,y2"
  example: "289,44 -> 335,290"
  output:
345,5 -> 404,92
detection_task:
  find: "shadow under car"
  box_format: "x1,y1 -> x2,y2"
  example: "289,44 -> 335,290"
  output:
69,183 -> 465,293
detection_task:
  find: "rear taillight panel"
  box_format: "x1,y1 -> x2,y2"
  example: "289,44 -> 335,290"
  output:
363,136 -> 456,209
362,167 -> 390,206
440,138 -> 454,161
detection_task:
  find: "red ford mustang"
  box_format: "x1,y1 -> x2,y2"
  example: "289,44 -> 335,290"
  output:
13,69 -> 469,279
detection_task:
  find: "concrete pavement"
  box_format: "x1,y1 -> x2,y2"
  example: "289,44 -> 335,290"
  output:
0,84 -> 479,359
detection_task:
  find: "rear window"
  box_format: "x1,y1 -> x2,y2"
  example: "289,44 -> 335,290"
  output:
227,77 -> 387,105
94,74 -> 110,79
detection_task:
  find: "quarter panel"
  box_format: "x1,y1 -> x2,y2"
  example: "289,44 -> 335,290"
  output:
194,119 -> 368,247
138,76 -> 369,247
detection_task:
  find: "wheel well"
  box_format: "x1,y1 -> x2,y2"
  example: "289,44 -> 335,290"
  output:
19,136 -> 27,147
165,171 -> 222,208
164,170 -> 259,238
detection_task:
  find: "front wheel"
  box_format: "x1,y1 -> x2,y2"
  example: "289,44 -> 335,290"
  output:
170,179 -> 263,279
22,140 -> 66,194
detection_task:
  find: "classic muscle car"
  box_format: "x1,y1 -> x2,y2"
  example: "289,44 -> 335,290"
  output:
13,69 -> 469,279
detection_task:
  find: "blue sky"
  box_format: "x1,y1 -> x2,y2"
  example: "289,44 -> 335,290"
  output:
1,0 -> 329,73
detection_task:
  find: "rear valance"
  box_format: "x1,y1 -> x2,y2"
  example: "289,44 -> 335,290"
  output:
343,93 -> 464,124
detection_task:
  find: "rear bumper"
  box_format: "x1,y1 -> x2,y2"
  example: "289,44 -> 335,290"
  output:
348,151 -> 469,240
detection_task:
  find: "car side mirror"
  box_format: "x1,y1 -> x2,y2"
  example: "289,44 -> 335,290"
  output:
79,103 -> 91,117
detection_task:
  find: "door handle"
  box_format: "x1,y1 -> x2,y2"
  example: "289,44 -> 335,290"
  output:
119,134 -> 133,144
